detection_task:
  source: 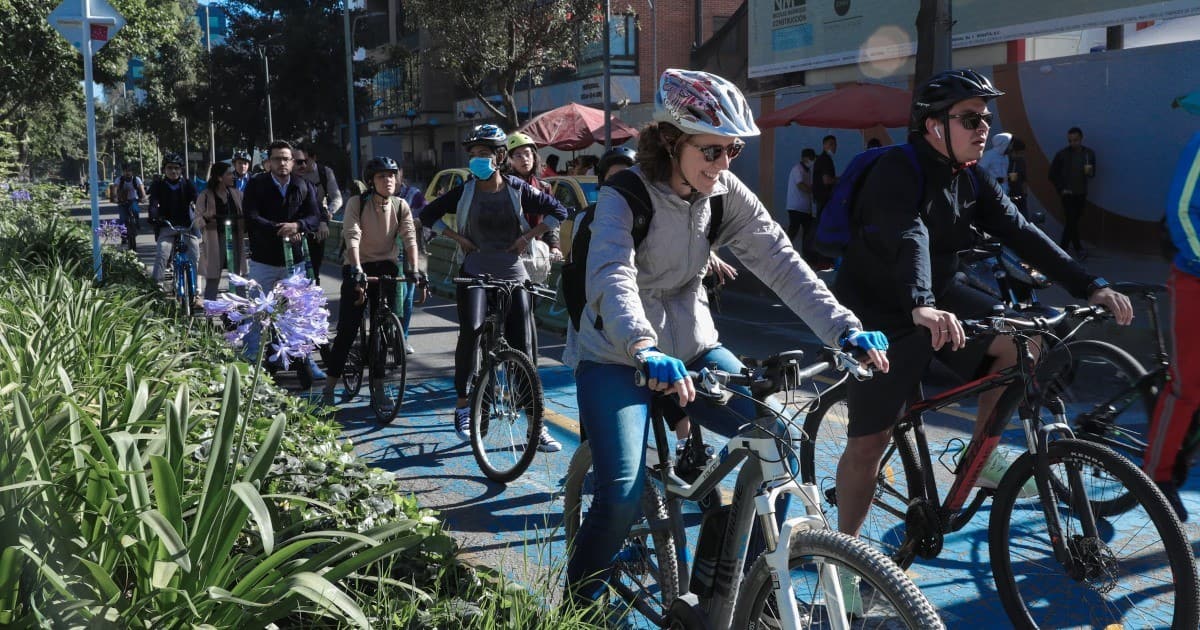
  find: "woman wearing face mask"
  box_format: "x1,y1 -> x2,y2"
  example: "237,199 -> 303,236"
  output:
562,69 -> 891,610
505,132 -> 562,261
418,124 -> 570,452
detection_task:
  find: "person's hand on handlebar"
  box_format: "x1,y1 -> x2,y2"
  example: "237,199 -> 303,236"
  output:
635,346 -> 695,407
912,306 -> 965,351
1089,287 -> 1134,325
840,328 -> 890,373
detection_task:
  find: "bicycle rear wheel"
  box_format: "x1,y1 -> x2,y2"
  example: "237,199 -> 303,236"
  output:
733,529 -> 944,629
1036,339 -> 1156,515
989,438 -> 1200,629
369,312 -> 407,424
800,383 -> 925,568
342,314 -> 367,400
469,347 -> 543,482
563,442 -> 680,626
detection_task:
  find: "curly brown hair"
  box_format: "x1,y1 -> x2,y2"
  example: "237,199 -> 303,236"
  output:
635,122 -> 685,183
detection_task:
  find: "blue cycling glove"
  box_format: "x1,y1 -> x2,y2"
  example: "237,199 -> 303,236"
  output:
635,347 -> 689,385
840,328 -> 889,352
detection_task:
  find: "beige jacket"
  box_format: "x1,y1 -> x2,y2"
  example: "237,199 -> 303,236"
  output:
195,187 -> 247,278
342,194 -> 417,266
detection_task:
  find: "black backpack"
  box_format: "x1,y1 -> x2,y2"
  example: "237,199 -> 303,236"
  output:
562,169 -> 724,332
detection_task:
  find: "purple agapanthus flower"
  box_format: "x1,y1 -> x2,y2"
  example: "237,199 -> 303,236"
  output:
10,189 -> 31,202
203,271 -> 330,369
94,219 -> 127,245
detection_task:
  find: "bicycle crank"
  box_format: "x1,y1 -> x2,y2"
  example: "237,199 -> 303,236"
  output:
904,498 -> 944,559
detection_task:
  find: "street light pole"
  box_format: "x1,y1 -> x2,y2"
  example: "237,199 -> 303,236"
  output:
205,3 -> 215,166
343,2 -> 359,182
259,47 -> 274,142
602,0 -> 612,149
182,117 -> 189,180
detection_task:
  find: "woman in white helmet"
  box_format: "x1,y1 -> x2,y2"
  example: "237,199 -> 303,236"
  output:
563,68 -> 891,608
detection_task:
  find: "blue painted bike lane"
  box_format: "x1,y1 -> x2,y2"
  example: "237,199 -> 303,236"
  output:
330,292 -> 1200,627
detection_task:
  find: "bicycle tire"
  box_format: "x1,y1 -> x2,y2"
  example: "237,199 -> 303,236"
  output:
342,313 -> 367,400
799,383 -> 926,568
469,347 -> 543,483
1036,339 -> 1156,516
369,312 -> 406,424
732,528 -> 944,629
989,438 -> 1200,629
563,442 -> 680,622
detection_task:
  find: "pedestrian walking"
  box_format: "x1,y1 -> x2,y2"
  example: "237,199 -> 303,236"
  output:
785,147 -> 817,260
294,144 -> 341,286
1049,126 -> 1097,258
195,161 -> 247,300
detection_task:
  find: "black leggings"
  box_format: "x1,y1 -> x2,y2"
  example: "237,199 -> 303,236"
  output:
454,281 -> 535,399
320,260 -> 399,377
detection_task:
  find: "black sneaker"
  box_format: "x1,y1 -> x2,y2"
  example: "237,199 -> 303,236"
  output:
1156,481 -> 1189,522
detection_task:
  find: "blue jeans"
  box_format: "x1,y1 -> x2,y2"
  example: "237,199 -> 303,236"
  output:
565,346 -> 796,603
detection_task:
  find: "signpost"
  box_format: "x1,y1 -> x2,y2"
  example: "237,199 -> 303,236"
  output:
48,0 -> 126,283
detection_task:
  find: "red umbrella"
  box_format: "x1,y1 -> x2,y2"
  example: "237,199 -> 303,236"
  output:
517,102 -> 639,151
757,83 -> 912,130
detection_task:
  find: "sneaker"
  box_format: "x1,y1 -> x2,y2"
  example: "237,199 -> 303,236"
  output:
405,344 -> 415,355
1156,481 -> 1190,523
836,570 -> 864,618
320,382 -> 336,407
454,407 -> 471,441
976,447 -> 1037,498
536,426 -> 562,453
307,357 -> 327,380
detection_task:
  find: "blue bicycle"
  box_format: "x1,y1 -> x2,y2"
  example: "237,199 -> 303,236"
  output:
160,221 -> 198,316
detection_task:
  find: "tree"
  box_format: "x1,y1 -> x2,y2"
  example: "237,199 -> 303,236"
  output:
404,0 -> 605,130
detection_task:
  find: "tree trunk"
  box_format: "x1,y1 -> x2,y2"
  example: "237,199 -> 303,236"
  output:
914,0 -> 953,87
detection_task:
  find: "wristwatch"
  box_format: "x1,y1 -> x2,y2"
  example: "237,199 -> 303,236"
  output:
1087,277 -> 1111,294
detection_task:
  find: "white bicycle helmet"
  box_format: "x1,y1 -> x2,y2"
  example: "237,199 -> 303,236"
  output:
654,68 -> 760,137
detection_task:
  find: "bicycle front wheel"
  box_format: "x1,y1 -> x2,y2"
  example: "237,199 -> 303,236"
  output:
563,442 -> 680,625
800,383 -> 925,568
989,438 -> 1200,629
369,312 -> 407,424
1036,339 -> 1156,516
469,347 -> 543,482
733,528 -> 944,629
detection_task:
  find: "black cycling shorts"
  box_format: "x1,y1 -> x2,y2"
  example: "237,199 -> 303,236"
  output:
844,280 -> 1005,438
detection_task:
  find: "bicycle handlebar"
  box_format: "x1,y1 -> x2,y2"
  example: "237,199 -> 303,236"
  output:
961,304 -> 1106,336
633,347 -> 872,400
453,276 -> 556,300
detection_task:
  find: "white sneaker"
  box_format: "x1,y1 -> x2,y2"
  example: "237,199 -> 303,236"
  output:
454,407 -> 471,441
836,571 -> 864,618
976,447 -> 1036,498
536,426 -> 562,453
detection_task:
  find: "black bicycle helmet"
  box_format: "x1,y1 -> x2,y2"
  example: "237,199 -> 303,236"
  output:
363,156 -> 400,182
162,153 -> 184,169
596,146 -> 637,184
910,69 -> 1004,134
232,150 -> 252,163
463,124 -> 507,151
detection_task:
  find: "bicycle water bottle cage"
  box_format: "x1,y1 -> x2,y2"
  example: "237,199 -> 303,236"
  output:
939,437 -> 967,475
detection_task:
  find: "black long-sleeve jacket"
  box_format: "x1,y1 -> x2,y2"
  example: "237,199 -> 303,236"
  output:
833,136 -> 1096,331
242,172 -> 321,267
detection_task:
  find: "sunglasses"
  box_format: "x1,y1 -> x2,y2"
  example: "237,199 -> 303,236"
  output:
686,139 -> 745,162
295,159 -> 309,165
947,111 -> 994,130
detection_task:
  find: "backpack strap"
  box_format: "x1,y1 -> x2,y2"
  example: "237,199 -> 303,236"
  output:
603,169 -> 655,249
318,166 -> 329,197
707,194 -> 724,244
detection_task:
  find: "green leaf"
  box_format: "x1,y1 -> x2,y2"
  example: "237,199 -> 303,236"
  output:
139,510 -> 192,572
231,482 -> 275,555
280,572 -> 370,629
149,455 -> 183,533
75,557 -> 122,603
241,413 -> 285,484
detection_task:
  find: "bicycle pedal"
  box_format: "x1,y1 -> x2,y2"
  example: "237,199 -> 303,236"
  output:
938,438 -> 966,475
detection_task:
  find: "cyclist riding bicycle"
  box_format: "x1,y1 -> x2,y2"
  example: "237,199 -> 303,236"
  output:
320,156 -> 423,409
561,68 -> 890,611
147,153 -> 199,287
417,124 -> 570,452
115,163 -> 146,245
830,68 -> 1134,540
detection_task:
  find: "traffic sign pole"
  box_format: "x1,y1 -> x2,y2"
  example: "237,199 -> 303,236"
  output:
82,0 -> 103,282
48,0 -> 125,283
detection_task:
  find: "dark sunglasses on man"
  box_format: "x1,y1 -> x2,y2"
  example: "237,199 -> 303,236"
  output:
686,138 -> 745,162
947,111 -> 994,130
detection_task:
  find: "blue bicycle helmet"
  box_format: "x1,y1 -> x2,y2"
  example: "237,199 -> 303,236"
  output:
463,124 -> 507,150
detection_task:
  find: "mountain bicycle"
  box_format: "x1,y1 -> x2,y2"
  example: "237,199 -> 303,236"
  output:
118,199 -> 140,250
159,221 -> 198,316
339,274 -> 411,423
563,348 -> 944,629
799,306 -> 1200,629
1033,281 -> 1182,515
454,276 -> 556,483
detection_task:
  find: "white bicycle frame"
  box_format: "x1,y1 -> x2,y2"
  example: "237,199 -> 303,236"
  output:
648,417 -> 855,630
